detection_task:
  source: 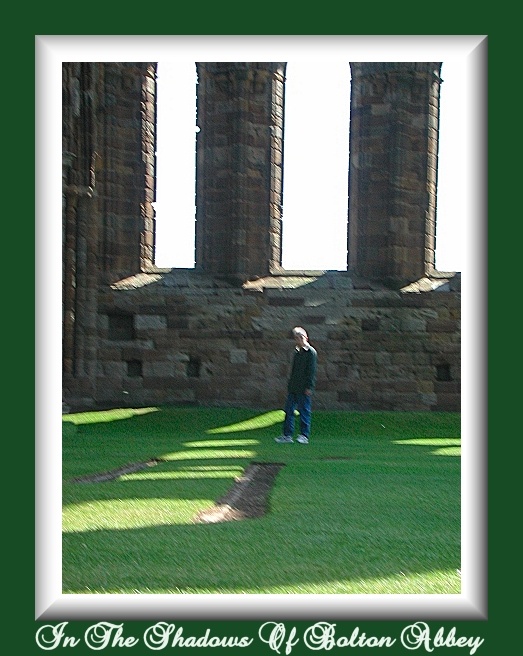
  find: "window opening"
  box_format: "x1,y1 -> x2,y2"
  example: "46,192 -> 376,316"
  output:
187,356 -> 201,378
281,62 -> 351,271
152,61 -> 463,275
436,363 -> 452,382
126,359 -> 143,377
435,62 -> 465,273
153,62 -> 198,268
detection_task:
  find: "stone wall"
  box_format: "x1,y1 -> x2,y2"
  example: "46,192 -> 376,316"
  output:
65,269 -> 460,412
62,62 -> 460,414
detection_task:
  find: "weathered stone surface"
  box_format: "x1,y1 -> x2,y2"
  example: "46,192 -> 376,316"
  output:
72,269 -> 461,412
62,62 -> 460,414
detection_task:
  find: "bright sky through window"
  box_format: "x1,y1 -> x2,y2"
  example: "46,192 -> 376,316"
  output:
281,62 -> 350,270
153,62 -> 464,273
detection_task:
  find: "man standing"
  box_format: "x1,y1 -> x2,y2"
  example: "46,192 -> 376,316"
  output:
275,326 -> 318,444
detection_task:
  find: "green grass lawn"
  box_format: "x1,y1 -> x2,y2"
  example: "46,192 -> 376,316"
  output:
62,406 -> 461,594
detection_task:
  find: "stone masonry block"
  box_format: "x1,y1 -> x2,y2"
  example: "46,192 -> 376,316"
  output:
136,315 -> 168,330
229,348 -> 248,364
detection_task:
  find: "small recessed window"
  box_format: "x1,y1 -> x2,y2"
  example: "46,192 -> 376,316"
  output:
108,314 -> 135,341
436,363 -> 452,382
127,359 -> 142,377
187,356 -> 201,378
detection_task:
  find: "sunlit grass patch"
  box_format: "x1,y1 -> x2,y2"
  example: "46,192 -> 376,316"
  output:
393,438 -> 461,456
63,497 -> 210,532
206,410 -> 285,433
161,448 -> 257,462
120,467 -> 244,482
184,439 -> 260,448
63,407 -> 159,425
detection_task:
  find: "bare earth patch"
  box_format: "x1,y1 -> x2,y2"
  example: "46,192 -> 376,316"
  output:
194,462 -> 285,524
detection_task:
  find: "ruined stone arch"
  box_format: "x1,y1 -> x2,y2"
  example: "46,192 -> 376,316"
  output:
62,61 -> 459,413
63,62 -> 442,286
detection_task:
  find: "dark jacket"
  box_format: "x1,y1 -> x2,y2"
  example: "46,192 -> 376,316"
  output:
287,345 -> 318,393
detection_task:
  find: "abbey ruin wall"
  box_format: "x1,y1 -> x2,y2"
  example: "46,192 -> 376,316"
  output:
62,62 -> 460,413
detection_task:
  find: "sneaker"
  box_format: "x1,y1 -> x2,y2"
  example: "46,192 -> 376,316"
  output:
296,434 -> 309,444
274,435 -> 294,443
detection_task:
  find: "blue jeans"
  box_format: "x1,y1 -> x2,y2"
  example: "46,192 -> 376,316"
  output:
283,393 -> 312,438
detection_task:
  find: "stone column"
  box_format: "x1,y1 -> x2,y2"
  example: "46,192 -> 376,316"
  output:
348,62 -> 442,287
195,62 -> 286,282
62,151 -> 76,376
97,63 -> 156,281
62,63 -> 100,404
